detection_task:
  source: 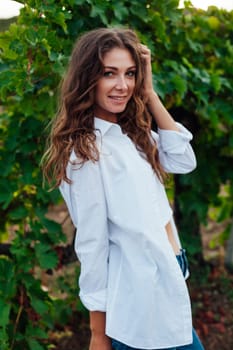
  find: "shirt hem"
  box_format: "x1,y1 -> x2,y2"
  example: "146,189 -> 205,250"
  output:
106,329 -> 193,350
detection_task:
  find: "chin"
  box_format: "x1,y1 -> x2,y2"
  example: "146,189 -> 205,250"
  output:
112,105 -> 127,113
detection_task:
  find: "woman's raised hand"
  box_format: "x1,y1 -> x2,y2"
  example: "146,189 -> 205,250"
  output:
139,44 -> 178,130
139,44 -> 156,102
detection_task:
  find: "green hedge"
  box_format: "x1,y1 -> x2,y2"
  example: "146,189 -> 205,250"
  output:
0,1 -> 232,348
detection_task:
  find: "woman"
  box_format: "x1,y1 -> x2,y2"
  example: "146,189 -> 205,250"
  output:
42,28 -> 204,350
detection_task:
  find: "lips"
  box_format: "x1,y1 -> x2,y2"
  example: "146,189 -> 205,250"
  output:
109,96 -> 128,102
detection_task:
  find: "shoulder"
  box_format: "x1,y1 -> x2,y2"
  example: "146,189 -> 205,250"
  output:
151,129 -> 159,142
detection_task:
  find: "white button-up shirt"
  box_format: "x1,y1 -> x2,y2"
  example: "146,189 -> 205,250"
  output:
60,117 -> 197,349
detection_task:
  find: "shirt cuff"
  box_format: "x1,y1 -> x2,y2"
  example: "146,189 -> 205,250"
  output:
79,288 -> 107,311
158,122 -> 193,154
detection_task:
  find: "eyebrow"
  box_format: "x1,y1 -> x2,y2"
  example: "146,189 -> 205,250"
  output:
104,66 -> 137,70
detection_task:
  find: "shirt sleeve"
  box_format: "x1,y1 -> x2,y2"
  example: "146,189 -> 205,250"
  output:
67,158 -> 109,312
151,122 -> 197,174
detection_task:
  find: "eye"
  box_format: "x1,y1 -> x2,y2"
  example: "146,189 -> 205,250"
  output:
126,70 -> 136,77
103,71 -> 114,77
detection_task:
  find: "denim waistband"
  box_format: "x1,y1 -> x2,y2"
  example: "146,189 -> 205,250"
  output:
176,248 -> 189,277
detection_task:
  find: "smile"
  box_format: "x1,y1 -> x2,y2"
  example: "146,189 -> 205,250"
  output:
109,96 -> 128,101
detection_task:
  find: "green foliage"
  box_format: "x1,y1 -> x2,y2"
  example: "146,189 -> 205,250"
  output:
168,6 -> 233,253
0,0 -> 232,348
0,18 -> 17,32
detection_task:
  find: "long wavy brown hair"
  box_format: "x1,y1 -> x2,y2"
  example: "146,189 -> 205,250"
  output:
42,27 -> 166,188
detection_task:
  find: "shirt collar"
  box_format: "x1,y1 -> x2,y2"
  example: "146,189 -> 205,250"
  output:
94,117 -> 122,136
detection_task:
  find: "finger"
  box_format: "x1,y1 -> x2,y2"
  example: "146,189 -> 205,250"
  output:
139,44 -> 150,51
139,44 -> 151,58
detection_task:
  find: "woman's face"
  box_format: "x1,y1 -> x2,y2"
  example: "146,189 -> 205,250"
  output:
94,47 -> 136,123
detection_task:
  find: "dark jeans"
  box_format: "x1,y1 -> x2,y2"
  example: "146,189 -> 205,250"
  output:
111,250 -> 205,350
112,328 -> 204,350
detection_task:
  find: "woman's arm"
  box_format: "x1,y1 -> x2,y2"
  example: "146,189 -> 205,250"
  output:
60,156 -> 111,350
147,92 -> 179,131
140,44 -> 196,173
140,44 -> 178,131
165,221 -> 180,255
89,312 -> 112,350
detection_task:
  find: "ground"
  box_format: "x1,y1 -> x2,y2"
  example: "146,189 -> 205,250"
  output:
190,268 -> 233,349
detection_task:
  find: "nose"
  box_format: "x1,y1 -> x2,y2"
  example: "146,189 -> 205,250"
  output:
115,75 -> 128,90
